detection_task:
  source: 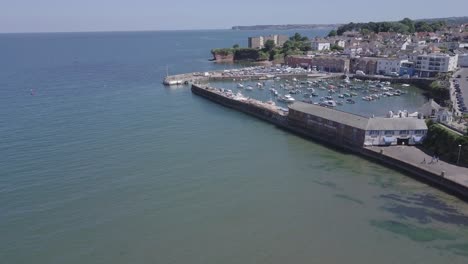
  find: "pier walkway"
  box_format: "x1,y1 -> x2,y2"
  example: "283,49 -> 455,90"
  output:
366,146 -> 468,188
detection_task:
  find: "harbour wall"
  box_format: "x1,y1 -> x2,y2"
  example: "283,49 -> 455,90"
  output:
164,71 -> 340,85
350,75 -> 434,88
359,148 -> 468,200
191,84 -> 468,201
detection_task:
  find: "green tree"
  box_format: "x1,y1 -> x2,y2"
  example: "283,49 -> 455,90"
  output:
290,33 -> 304,42
328,30 -> 337,37
232,44 -> 239,49
264,39 -> 276,51
400,18 -> 415,33
330,44 -> 344,51
415,21 -> 433,32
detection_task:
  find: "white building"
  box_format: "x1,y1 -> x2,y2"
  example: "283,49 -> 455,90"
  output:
311,41 -> 330,51
364,117 -> 428,146
377,58 -> 405,75
459,54 -> 468,67
410,53 -> 459,77
335,40 -> 346,48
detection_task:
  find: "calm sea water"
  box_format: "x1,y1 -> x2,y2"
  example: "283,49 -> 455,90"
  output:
1,30 -> 468,264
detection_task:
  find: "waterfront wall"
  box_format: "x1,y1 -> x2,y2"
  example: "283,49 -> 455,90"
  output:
191,85 -> 287,126
191,83 -> 468,200
350,75 -> 434,88
360,148 -> 468,200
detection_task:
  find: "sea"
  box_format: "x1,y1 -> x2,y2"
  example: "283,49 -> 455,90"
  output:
1,29 -> 468,264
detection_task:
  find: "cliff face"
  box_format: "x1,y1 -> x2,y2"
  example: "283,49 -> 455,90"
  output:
212,52 -> 234,62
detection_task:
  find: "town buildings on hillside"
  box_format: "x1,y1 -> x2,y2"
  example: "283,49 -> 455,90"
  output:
275,27 -> 468,77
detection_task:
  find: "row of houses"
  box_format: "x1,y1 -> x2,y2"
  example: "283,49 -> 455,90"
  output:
286,53 -> 460,77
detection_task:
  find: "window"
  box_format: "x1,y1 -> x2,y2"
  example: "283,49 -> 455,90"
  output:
369,130 -> 379,136
415,130 -> 425,135
384,131 -> 394,136
399,130 -> 409,135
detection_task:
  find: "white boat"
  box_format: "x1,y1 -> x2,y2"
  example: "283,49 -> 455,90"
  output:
402,84 -> 410,87
321,100 -> 337,107
237,83 -> 244,88
284,94 -> 295,103
245,86 -> 253,91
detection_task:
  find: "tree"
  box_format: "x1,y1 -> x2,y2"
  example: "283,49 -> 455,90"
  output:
263,39 -> 276,52
232,44 -> 239,49
400,18 -> 415,33
290,33 -> 305,42
328,30 -> 337,37
415,21 -> 433,32
330,44 -> 344,51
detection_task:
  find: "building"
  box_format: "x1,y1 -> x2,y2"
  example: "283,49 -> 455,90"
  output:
248,35 -> 288,49
288,102 -> 368,148
286,55 -> 350,73
364,118 -> 427,146
419,99 -> 453,125
399,60 -> 415,76
311,40 -> 331,51
459,54 -> 468,67
410,53 -> 459,77
335,40 -> 346,48
287,102 -> 428,148
350,57 -> 378,75
377,58 -> 405,75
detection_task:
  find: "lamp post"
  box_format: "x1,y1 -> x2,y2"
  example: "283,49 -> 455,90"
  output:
457,144 -> 462,165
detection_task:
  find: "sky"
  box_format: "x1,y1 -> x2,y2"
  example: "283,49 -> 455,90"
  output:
1,0 -> 468,33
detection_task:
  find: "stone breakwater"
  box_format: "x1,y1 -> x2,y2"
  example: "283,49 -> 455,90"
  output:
191,84 -> 468,201
163,68 -> 341,86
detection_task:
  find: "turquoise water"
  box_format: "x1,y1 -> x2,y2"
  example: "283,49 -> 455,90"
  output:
1,30 -> 468,264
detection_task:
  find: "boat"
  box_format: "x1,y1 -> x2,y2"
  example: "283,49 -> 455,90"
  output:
325,96 -> 333,100
278,94 -> 295,103
338,94 -> 344,98
320,100 -> 337,107
346,98 -> 356,104
245,86 -> 253,91
350,92 -> 358,96
343,93 -> 351,97
284,94 -> 295,103
402,84 -> 410,87
307,87 -> 315,92
237,83 -> 244,88
311,92 -> 319,97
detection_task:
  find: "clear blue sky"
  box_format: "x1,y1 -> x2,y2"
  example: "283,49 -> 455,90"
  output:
2,0 -> 468,33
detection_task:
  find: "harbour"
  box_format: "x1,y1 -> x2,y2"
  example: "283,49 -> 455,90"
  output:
191,83 -> 468,200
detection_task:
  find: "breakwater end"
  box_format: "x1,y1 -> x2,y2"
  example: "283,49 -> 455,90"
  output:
191,84 -> 468,201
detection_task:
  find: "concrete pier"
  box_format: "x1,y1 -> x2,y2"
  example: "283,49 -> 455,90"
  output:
191,83 -> 468,201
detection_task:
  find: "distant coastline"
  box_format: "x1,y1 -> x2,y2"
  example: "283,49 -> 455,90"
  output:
232,24 -> 340,31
